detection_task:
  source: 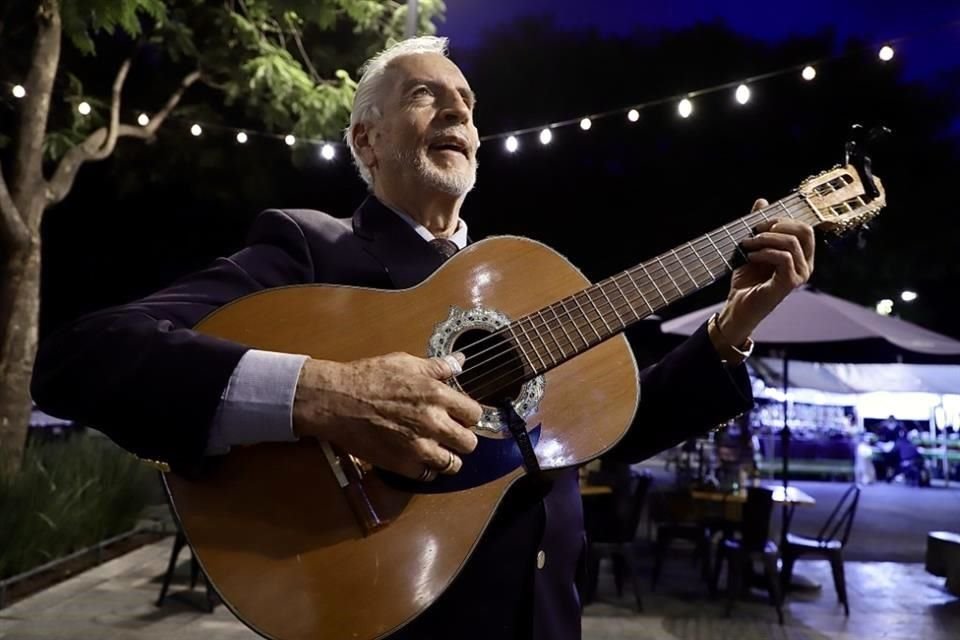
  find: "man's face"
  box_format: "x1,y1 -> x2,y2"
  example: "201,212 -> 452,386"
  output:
363,53 -> 479,196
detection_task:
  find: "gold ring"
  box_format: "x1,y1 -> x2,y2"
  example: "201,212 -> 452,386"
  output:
442,450 -> 458,474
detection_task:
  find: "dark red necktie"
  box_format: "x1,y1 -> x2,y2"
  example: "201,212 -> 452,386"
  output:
429,238 -> 459,260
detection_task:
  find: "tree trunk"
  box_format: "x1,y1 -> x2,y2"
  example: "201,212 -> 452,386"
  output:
0,237 -> 41,476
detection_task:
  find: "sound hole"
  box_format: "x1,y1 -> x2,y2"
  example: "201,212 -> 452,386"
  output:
453,328 -> 525,406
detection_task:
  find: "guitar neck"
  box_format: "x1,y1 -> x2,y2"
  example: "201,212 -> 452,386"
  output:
507,192 -> 820,378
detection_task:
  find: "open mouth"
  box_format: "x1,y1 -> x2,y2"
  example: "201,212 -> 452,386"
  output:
428,137 -> 469,158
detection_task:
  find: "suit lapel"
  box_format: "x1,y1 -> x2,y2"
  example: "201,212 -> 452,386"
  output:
352,195 -> 447,289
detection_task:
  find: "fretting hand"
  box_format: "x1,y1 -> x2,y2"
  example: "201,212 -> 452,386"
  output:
714,198 -> 816,348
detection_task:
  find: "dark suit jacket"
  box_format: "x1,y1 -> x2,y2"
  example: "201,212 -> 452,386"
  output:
31,195 -> 753,640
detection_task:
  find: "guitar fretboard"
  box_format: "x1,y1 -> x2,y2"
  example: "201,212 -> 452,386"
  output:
506,192 -> 819,378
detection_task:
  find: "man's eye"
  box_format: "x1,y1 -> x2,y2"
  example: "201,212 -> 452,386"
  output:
413,87 -> 431,98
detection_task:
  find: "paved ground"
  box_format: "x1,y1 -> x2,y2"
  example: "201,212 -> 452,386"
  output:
1,537 -> 956,640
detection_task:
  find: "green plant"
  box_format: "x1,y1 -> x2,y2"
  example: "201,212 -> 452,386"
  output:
0,433 -> 156,579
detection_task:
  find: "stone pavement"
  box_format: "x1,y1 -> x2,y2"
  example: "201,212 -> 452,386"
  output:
1,537 -> 957,640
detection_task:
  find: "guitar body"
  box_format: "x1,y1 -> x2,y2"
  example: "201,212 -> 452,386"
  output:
164,236 -> 640,640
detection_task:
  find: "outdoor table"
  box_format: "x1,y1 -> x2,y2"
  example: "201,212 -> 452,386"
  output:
691,485 -> 820,590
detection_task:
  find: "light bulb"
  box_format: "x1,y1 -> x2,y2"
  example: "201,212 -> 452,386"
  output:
735,84 -> 751,105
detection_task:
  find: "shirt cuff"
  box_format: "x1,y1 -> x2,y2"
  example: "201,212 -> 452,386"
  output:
205,349 -> 309,455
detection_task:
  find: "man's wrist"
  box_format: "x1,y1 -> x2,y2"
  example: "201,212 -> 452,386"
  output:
708,312 -> 754,366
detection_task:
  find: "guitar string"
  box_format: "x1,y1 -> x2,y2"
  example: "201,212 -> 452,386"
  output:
456,195 -> 808,396
457,196 -> 819,401
451,194 -> 804,376
452,194 -> 809,389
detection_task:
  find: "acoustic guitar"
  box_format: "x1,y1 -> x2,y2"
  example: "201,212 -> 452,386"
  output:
164,162 -> 885,639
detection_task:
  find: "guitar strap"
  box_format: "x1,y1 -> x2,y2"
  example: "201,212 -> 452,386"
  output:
501,402 -> 543,479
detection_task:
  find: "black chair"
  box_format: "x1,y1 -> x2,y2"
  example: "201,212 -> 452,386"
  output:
780,484 -> 860,616
157,527 -> 218,612
582,468 -> 653,611
650,490 -> 714,590
712,487 -> 784,625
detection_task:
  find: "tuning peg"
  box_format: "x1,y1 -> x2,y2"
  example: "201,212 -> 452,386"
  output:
844,123 -> 888,203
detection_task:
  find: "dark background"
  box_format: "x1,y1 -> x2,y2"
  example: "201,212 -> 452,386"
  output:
33,2 -> 960,350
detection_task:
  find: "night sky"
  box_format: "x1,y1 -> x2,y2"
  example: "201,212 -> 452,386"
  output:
439,0 -> 960,82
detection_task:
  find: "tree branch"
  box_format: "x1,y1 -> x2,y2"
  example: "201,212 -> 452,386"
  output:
291,26 -> 322,85
0,165 -> 29,250
11,0 -> 61,211
89,57 -> 133,160
45,69 -> 201,206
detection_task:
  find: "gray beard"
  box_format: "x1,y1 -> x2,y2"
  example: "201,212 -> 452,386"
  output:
393,146 -> 477,196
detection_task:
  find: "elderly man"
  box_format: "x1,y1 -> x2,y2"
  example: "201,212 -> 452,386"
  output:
32,36 -> 814,640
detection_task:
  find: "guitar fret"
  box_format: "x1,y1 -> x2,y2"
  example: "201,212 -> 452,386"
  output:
718,224 -> 747,264
655,256 -> 683,297
672,248 -> 700,289
703,232 -> 730,270
689,241 -> 715,279
609,274 -> 639,323
573,293 -> 603,340
624,269 -> 654,313
518,318 -> 548,371
529,313 -> 556,368
550,302 -> 581,353
508,325 -> 537,373
597,283 -> 626,328
585,288 -> 614,334
639,262 -> 669,306
537,309 -> 566,363
778,200 -> 793,220
563,298 -> 593,346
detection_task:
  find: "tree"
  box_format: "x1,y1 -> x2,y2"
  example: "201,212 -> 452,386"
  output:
0,0 -> 444,475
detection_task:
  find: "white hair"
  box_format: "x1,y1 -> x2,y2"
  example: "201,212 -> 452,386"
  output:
345,36 -> 451,187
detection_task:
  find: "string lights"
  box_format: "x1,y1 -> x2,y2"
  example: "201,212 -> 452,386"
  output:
1,25 -> 934,163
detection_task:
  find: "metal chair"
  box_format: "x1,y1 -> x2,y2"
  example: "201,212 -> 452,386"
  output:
582,468 -> 654,611
157,527 -> 217,612
780,484 -> 860,616
712,487 -> 784,625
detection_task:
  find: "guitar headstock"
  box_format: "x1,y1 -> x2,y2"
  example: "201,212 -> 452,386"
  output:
797,164 -> 886,235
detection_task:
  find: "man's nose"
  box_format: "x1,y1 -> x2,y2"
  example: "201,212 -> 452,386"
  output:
440,96 -> 470,125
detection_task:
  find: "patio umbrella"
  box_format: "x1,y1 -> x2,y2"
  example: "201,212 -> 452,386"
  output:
660,286 -> 960,496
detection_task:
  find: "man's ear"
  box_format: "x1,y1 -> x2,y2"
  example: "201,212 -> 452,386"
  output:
353,122 -> 377,175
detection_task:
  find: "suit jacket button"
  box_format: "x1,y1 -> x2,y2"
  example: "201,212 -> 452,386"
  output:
536,550 -> 546,569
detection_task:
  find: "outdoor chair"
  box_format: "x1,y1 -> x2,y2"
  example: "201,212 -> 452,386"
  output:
711,487 -> 784,625
157,526 -> 218,612
780,484 -> 860,616
650,489 -> 715,591
582,468 -> 654,611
